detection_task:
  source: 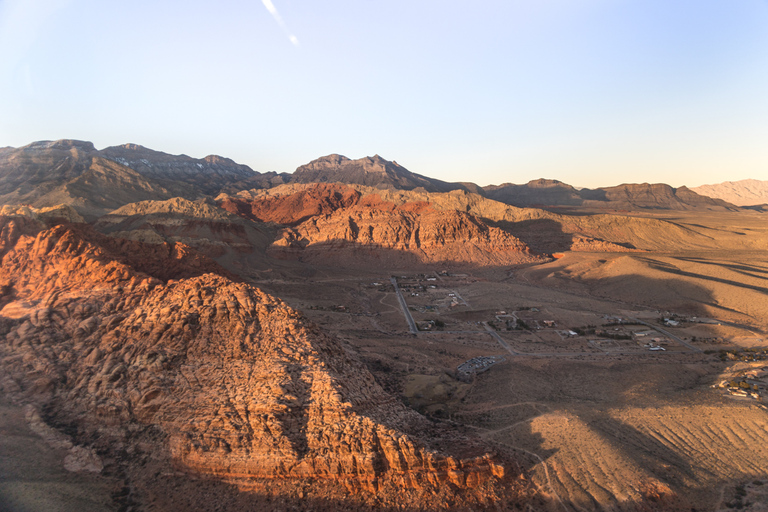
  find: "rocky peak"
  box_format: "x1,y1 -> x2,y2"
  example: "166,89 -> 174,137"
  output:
292,155 -> 467,193
202,154 -> 238,166
115,143 -> 148,151
526,178 -> 572,189
22,140 -> 96,152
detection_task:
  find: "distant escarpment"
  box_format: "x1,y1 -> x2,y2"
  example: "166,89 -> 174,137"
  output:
0,217 -> 522,510
220,184 -> 545,267
484,180 -> 738,211
0,140 -> 264,219
691,179 -> 768,207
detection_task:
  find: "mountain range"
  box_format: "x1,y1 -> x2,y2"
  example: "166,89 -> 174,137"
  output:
2,139 -> 756,221
1,139 -> 766,511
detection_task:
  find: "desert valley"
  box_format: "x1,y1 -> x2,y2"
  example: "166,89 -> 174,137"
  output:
1,139 -> 767,512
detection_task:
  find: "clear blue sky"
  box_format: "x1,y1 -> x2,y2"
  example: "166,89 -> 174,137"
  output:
2,0 -> 767,188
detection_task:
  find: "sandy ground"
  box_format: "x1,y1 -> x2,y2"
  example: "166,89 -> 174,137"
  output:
0,399 -> 118,512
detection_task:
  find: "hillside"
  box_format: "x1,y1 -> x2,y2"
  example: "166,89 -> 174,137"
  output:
94,197 -> 276,268
220,184 -> 545,267
0,140 -> 264,219
0,218 -> 520,510
483,180 -> 738,211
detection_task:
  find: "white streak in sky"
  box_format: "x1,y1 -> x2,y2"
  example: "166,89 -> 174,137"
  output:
261,0 -> 300,47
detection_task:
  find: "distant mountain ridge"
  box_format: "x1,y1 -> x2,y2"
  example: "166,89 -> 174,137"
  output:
690,179 -> 768,206
483,180 -> 737,211
99,143 -> 256,195
0,139 -> 745,216
0,139 -> 266,219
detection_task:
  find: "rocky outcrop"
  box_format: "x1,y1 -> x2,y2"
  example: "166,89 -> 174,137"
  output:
272,205 -> 542,267
219,183 -> 363,225
0,219 -> 518,509
221,184 -> 544,267
569,236 -> 641,253
1,204 -> 85,224
94,197 -> 275,264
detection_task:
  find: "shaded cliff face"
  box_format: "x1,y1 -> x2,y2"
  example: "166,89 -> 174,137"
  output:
220,184 -> 545,267
0,218 -> 520,510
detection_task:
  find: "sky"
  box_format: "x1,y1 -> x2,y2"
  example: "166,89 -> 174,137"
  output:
1,0 -> 767,188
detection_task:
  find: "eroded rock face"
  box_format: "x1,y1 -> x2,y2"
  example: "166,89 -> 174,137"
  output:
0,218 -> 517,509
220,183 -> 362,226
221,184 -> 545,268
94,197 -> 274,262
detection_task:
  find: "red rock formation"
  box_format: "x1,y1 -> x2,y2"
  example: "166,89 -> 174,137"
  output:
0,218 -> 521,510
220,184 -> 545,268
219,183 -> 362,226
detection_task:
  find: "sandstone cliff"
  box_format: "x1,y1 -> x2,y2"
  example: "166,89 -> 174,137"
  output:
0,218 -> 520,510
220,184 -> 544,267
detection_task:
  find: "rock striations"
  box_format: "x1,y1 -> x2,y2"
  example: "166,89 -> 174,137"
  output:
0,217 -> 517,510
221,184 -> 545,267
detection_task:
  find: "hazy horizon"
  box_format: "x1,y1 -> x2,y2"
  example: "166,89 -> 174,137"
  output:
2,0 -> 767,188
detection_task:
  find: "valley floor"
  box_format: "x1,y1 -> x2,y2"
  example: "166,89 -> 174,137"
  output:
251,252 -> 768,511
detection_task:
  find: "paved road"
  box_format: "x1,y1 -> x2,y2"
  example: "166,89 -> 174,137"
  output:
481,322 -> 521,355
390,277 -> 418,334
